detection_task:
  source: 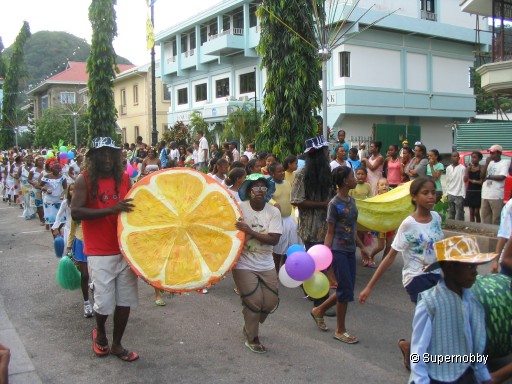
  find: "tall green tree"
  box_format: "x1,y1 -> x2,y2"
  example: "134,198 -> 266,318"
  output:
34,107 -> 89,148
0,22 -> 31,148
87,0 -> 118,140
0,37 -> 7,78
255,0 -> 322,159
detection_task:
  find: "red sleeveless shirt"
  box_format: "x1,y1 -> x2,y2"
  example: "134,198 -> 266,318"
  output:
82,172 -> 130,256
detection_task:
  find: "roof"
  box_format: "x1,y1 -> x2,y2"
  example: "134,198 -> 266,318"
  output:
27,61 -> 136,95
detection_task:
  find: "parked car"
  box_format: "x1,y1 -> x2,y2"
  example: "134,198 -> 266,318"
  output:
459,150 -> 512,203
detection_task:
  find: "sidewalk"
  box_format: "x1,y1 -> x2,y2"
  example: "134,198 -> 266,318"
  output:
0,294 -> 42,383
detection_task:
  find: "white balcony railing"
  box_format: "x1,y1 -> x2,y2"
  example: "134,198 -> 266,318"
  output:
207,28 -> 244,41
166,56 -> 176,64
421,10 -> 437,21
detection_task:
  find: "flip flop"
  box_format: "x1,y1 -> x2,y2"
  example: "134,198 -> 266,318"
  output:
244,341 -> 267,354
333,332 -> 359,344
155,299 -> 166,306
398,339 -> 411,371
111,348 -> 139,362
92,329 -> 110,356
310,311 -> 328,331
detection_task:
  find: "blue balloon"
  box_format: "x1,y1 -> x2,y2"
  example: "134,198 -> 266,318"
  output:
54,236 -> 65,258
286,244 -> 305,257
67,151 -> 75,160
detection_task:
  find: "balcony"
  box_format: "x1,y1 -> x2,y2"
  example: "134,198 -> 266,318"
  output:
201,28 -> 245,56
476,60 -> 512,95
181,49 -> 196,69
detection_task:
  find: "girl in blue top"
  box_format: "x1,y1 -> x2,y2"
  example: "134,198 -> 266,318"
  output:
310,166 -> 370,344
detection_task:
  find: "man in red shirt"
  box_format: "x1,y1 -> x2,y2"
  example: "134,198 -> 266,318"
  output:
71,137 -> 139,362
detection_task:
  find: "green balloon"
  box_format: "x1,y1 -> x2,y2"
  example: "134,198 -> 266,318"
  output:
303,271 -> 330,299
59,145 -> 67,153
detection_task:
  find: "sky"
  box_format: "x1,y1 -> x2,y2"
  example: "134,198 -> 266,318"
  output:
0,0 -> 216,66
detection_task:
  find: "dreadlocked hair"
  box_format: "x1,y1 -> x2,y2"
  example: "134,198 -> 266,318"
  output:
304,148 -> 331,201
85,148 -> 124,200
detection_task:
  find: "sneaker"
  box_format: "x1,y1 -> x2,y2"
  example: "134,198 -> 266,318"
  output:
84,303 -> 94,318
201,288 -> 209,294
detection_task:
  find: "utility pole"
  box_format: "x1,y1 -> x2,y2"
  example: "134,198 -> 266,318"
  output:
72,112 -> 78,146
254,67 -> 258,128
150,2 -> 158,146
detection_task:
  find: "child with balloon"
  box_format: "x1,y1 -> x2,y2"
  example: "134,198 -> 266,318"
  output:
310,166 -> 370,344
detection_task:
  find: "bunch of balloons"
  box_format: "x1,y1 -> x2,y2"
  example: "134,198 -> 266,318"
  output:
126,162 -> 139,179
278,244 -> 333,299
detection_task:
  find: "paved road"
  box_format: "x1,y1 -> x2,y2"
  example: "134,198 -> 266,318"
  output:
0,203 -> 493,384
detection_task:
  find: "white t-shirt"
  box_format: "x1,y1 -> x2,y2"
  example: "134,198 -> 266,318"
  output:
445,164 -> 466,197
329,160 -> 352,172
198,136 -> 209,163
482,159 -> 509,200
391,212 -> 443,287
498,199 -> 512,240
169,148 -> 179,162
234,201 -> 283,272
244,151 -> 255,161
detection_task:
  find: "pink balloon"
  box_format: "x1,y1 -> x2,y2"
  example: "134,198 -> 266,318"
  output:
126,162 -> 134,174
308,245 -> 333,271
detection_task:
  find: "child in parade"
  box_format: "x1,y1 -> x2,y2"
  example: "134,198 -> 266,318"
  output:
283,155 -> 298,186
65,183 -> 94,318
310,166 -> 370,344
40,161 -> 67,230
349,166 -> 372,265
409,235 -> 494,384
268,162 -> 299,272
367,177 -> 395,268
359,177 -> 444,369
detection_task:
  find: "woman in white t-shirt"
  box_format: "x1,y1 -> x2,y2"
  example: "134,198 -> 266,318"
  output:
358,177 -> 443,369
233,174 -> 282,354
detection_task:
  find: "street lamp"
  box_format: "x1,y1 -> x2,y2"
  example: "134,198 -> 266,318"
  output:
150,1 -> 158,146
254,67 -> 258,128
72,112 -> 78,146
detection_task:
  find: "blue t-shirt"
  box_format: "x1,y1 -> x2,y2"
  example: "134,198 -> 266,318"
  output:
326,195 -> 358,252
347,159 -> 361,172
331,142 -> 350,160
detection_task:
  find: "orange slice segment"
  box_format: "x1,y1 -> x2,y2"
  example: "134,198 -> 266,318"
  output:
118,169 -> 245,292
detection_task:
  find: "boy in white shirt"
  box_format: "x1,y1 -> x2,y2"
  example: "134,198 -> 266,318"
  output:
445,152 -> 466,221
481,144 -> 509,225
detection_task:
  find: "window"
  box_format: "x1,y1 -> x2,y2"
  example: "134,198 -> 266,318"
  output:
209,21 -> 218,36
41,95 -> 49,113
177,88 -> 188,105
163,85 -> 171,102
60,92 -> 75,104
181,35 -> 188,52
200,26 -> 208,44
120,89 -> 127,114
239,72 -> 256,94
190,31 -> 196,50
223,15 -> 231,31
122,128 -> 127,143
420,0 -> 436,20
339,51 -> 351,77
133,85 -> 139,105
134,126 -> 139,141
195,83 -> 207,102
249,4 -> 258,28
172,39 -> 177,55
216,78 -> 230,98
233,11 -> 243,29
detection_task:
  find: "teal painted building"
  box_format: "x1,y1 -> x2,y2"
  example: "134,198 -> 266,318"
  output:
156,0 -> 489,153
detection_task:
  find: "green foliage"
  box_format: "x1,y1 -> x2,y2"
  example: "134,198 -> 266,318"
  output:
0,38 -> 7,78
1,22 -> 31,148
433,199 -> 449,228
224,104 -> 262,148
34,107 -> 89,148
18,126 -> 35,148
162,121 -> 192,147
86,0 -> 118,140
255,0 -> 322,159
2,31 -> 132,92
189,111 -> 209,135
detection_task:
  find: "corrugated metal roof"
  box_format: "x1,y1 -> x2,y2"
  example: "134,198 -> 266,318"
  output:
455,122 -> 512,151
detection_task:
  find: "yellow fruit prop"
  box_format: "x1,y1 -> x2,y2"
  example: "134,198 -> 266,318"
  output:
118,169 -> 245,292
355,181 -> 414,233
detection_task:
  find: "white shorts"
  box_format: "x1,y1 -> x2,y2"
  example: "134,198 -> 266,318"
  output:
88,254 -> 138,315
273,215 -> 300,255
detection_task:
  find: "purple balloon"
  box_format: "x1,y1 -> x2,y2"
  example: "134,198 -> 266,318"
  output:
59,152 -> 67,160
284,251 -> 315,281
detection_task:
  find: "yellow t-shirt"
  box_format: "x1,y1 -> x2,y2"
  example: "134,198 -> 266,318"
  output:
349,183 -> 372,200
270,180 -> 292,217
284,170 -> 296,187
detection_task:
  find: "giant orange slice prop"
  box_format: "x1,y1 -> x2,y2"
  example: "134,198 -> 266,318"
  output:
118,168 -> 245,292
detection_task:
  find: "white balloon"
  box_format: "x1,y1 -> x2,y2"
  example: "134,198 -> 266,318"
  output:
279,266 -> 303,288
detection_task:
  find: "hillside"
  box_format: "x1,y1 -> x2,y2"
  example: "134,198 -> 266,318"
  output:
2,30 -> 133,89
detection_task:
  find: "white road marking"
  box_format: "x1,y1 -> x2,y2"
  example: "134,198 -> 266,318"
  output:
20,230 -> 47,234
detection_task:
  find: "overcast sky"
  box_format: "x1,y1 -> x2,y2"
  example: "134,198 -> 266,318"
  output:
0,0 -> 215,67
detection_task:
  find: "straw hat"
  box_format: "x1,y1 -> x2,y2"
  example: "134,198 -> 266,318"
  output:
424,235 -> 496,272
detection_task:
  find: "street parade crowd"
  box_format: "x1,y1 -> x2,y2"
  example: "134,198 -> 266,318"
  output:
1,129 -> 512,383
